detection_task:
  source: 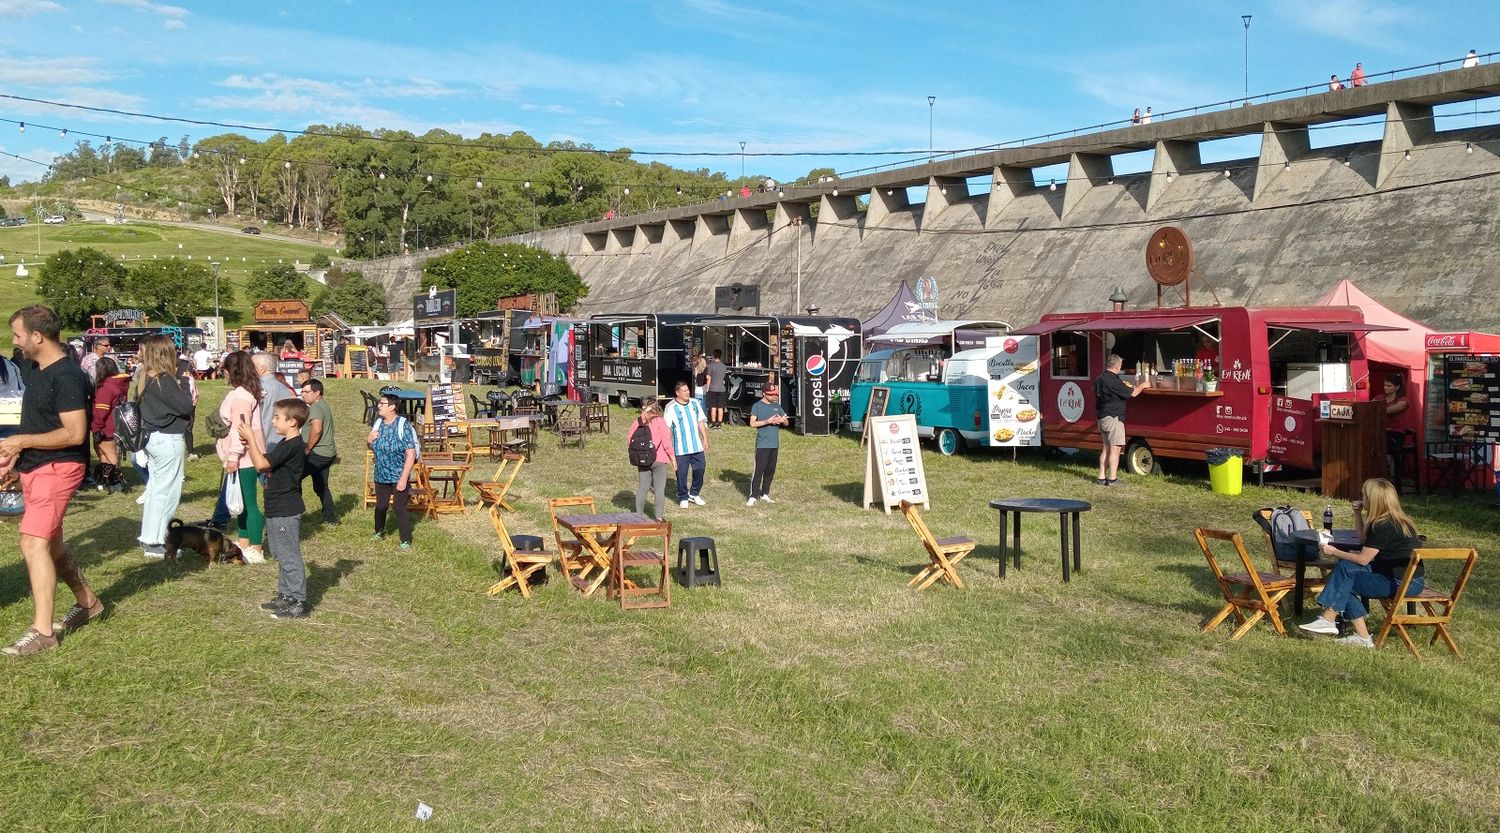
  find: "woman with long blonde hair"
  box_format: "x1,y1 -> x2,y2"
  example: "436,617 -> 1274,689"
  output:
1299,478 -> 1423,647
136,335 -> 195,557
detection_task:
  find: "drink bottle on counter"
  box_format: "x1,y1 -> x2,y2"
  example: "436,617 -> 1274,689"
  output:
1323,506 -> 1334,531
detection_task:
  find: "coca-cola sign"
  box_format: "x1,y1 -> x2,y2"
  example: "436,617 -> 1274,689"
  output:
1426,332 -> 1470,350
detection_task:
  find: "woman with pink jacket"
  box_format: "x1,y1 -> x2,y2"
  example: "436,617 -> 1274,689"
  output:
632,400 -> 675,521
215,352 -> 265,561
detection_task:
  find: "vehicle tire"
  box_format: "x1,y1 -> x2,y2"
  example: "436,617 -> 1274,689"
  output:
617,390 -> 631,408
727,410 -> 745,427
935,427 -> 962,456
1124,439 -> 1158,476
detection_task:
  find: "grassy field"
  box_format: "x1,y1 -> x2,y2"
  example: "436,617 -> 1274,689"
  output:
2,379 -> 1497,832
0,220 -> 335,326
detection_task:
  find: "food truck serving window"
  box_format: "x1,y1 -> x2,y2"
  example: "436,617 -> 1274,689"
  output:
1050,331 -> 1090,379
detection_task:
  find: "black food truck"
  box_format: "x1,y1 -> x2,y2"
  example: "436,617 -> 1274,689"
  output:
467,309 -> 528,386
692,314 -> 862,434
586,313 -> 699,406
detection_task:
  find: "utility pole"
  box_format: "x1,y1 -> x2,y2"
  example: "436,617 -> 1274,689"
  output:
927,96 -> 936,159
792,217 -> 804,313
739,141 -> 746,180
1242,15 -> 1252,104
210,261 -> 221,346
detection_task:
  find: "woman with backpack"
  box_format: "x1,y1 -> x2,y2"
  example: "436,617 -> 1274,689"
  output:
137,335 -> 195,558
216,351 -> 266,562
367,392 -> 419,549
89,356 -> 130,492
631,400 -> 674,521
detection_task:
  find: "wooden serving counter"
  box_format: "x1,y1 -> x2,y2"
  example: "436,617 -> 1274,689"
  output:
1136,377 -> 1223,398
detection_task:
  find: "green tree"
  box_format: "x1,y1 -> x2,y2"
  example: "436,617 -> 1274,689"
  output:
422,241 -> 587,316
37,248 -> 129,327
314,270 -> 387,325
309,252 -> 332,270
127,259 -> 225,325
246,263 -> 308,302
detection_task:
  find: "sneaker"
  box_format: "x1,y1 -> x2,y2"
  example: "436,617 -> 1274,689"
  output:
259,593 -> 290,611
399,541 -> 411,551
1105,479 -> 1122,487
187,453 -> 200,461
758,495 -> 775,504
242,546 -> 266,564
746,496 -> 757,507
679,500 -> 689,509
371,533 -> 385,541
135,493 -> 147,505
142,544 -> 166,559
1094,478 -> 1108,486
2,628 -> 59,656
52,600 -> 104,633
1298,616 -> 1339,636
271,601 -> 308,620
689,495 -> 706,506
1334,633 -> 1374,649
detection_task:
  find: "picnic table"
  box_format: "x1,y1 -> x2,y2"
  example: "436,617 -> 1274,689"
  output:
989,498 -> 1092,582
556,512 -> 649,596
419,452 -> 472,516
380,386 -> 427,420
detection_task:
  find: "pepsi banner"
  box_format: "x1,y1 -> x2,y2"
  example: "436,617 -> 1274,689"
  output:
797,338 -> 831,435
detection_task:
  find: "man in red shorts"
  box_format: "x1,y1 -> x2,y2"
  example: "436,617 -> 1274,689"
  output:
0,305 -> 103,656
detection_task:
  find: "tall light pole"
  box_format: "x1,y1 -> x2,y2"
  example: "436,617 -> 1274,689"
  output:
1241,15 -> 1252,103
927,96 -> 936,159
739,141 -> 746,180
791,217 -> 804,313
210,261 -> 221,346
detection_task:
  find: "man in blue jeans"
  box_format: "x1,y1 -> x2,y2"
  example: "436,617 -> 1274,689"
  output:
663,380 -> 708,509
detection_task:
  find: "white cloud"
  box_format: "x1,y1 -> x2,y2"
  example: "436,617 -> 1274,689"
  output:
99,0 -> 189,20
164,18 -> 184,30
0,145 -> 59,186
0,57 -> 110,86
0,0 -> 62,15
1272,0 -> 1415,49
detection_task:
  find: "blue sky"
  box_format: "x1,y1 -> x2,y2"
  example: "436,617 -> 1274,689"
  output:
0,0 -> 1495,187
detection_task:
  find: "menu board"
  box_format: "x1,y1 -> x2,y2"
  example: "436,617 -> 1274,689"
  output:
345,345 -> 370,377
984,336 -> 1042,447
778,327 -> 794,375
1444,354 -> 1500,441
277,359 -> 304,388
427,382 -> 468,430
225,329 -> 241,353
860,386 -> 891,446
863,413 -> 930,514
320,331 -> 336,377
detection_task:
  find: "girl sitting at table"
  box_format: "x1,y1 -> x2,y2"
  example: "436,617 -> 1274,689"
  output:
1298,478 -> 1423,648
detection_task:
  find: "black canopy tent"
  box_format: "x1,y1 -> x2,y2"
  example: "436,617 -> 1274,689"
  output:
861,281 -> 930,342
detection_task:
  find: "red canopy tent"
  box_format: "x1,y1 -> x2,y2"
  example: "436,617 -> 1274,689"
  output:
1314,279 -> 1433,422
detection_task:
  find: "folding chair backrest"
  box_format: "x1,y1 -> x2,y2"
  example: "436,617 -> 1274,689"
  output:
547,495 -> 596,550
1403,548 -> 1479,606
1195,528 -> 1261,586
1255,507 -> 1313,572
900,501 -> 939,555
489,505 -> 517,559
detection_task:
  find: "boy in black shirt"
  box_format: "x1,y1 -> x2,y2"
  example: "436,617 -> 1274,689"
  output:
238,398 -> 310,619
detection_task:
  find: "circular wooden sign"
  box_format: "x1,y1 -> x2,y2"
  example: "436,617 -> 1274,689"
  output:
1146,226 -> 1192,287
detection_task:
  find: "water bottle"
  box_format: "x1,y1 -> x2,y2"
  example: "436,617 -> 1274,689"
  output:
1323,506 -> 1334,531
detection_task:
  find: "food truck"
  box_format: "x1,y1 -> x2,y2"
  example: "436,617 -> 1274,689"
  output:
692,314 -> 862,434
1016,305 -> 1396,474
85,309 -> 208,364
585,313 -> 699,405
849,335 -> 1042,455
234,299 -> 338,376
467,309 -> 528,386
514,315 -> 590,397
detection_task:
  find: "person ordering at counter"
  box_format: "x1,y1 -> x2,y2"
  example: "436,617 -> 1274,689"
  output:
1095,353 -> 1149,486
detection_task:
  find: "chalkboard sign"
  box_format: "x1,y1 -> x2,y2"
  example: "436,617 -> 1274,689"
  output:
426,382 -> 468,431
860,386 -> 891,447
345,345 -> 370,377
1445,354 -> 1500,441
278,359 -> 304,388
320,331 -> 336,377
226,329 -> 241,353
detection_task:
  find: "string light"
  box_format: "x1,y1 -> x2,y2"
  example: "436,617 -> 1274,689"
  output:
1403,149 -> 1411,160
17,122 -> 23,133
1048,179 -> 1057,191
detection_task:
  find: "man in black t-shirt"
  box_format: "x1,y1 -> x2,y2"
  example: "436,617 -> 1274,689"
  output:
0,305 -> 104,656
1094,353 -> 1148,486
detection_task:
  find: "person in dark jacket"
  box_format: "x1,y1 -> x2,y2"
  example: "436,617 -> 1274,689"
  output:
136,335 -> 195,557
89,357 -> 130,492
1094,353 -> 1149,486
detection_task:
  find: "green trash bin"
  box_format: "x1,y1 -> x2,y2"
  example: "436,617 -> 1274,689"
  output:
1206,448 -> 1245,495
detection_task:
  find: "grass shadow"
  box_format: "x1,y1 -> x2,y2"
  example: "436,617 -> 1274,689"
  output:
716,468 -> 750,494
608,490 -> 635,511
822,481 -> 864,506
853,553 -> 923,577
306,558 -> 362,607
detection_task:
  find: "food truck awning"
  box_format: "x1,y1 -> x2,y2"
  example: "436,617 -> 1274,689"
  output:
1011,317 -> 1089,335
871,320 -> 1010,345
1069,313 -> 1219,332
1264,320 -> 1408,334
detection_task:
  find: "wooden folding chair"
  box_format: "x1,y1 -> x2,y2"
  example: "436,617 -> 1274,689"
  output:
1252,508 -> 1335,592
362,450 -> 378,507
547,496 -> 596,584
557,415 -> 587,449
584,402 -> 610,434
485,506 -> 554,598
1196,528 -> 1295,639
405,464 -> 437,520
470,453 -> 524,510
611,521 -> 671,610
899,501 -> 975,590
1376,547 -> 1478,659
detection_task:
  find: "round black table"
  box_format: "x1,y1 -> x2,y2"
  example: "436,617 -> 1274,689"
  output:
989,498 -> 1092,582
1291,528 -> 1360,616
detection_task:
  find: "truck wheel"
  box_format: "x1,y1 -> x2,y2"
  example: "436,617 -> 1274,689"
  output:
1124,439 -> 1159,476
617,390 -> 631,408
935,427 -> 962,456
727,410 -> 745,427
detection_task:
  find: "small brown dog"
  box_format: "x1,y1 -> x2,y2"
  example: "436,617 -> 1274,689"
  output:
164,519 -> 246,565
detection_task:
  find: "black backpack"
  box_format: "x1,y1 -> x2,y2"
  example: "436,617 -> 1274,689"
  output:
628,420 -> 656,468
113,400 -> 146,453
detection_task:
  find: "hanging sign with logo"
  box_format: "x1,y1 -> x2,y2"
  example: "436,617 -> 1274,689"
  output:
914,275 -> 939,317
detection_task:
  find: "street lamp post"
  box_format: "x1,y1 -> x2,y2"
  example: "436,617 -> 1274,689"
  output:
1242,15 -> 1252,103
739,141 -> 746,180
791,216 -> 804,313
210,261 -> 221,341
927,96 -> 936,159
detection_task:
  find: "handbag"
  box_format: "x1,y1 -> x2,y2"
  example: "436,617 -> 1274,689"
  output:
224,470 -> 244,516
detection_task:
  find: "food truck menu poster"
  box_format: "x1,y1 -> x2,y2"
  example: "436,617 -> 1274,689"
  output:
277,359 -> 303,388
426,383 -> 468,429
1445,354 -> 1500,441
345,346 -> 369,377
861,386 -> 892,446
864,414 -> 930,513
984,336 -> 1041,447
320,331 -> 336,377
778,327 -> 794,375
225,329 -> 241,353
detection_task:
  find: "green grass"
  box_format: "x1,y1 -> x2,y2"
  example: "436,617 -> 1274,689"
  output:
0,220 -> 335,327
2,379 -> 1498,831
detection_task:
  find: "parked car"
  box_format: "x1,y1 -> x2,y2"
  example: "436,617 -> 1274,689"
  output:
0,216 -> 25,227
43,215 -> 65,225
241,226 -> 261,235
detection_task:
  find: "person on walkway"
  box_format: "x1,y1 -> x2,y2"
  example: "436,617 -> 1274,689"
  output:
1350,63 -> 1366,87
664,380 -> 709,509
705,349 -> 727,429
298,378 -> 339,525
368,393 -> 418,549
0,305 -> 103,656
90,356 -> 129,493
241,397 -> 310,619
691,350 -> 708,402
1131,108 -> 1141,125
632,400 -> 674,521
136,335 -> 194,558
1094,353 -> 1148,486
1299,478 -> 1422,648
1329,74 -> 1344,91
1464,49 -> 1479,69
1140,107 -> 1152,124
747,383 -> 789,506
216,351 -> 266,563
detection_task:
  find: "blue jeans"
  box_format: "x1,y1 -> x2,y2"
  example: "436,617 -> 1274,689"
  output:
266,515 -> 306,603
210,471 -> 231,527
674,451 -> 705,502
139,433 -> 186,546
1316,559 -> 1421,621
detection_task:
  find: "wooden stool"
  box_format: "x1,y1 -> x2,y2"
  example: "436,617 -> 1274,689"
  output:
675,537 -> 721,587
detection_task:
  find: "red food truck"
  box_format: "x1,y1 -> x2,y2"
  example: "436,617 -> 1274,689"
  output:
1014,305 -> 1401,475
